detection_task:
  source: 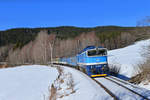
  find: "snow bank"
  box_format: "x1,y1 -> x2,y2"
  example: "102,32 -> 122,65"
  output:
108,39 -> 150,78
139,82 -> 150,91
58,66 -> 113,100
0,65 -> 58,100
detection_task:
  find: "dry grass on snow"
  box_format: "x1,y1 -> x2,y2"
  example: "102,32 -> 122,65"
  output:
49,66 -> 75,100
129,60 -> 150,84
109,64 -> 121,76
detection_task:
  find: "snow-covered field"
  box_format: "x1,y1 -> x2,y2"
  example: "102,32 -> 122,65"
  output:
108,39 -> 150,78
0,65 -> 58,100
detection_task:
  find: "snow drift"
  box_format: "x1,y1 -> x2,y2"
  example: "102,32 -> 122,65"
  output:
108,39 -> 150,78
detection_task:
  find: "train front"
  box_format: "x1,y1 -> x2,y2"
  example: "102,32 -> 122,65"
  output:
85,47 -> 109,77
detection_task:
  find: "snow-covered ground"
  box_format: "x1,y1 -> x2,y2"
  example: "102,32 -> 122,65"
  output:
108,39 -> 150,78
0,65 -> 58,100
56,66 -> 150,100
108,39 -> 150,91
0,65 -> 114,100
2,64 -> 147,100
139,82 -> 150,90
58,66 -> 113,100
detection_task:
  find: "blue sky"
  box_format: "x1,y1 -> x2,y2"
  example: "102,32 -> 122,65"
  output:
0,0 -> 150,30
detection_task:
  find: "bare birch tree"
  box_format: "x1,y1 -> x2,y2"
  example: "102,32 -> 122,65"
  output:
32,30 -> 49,64
48,33 -> 56,65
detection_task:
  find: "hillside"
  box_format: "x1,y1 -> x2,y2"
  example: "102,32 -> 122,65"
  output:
1,26 -> 150,64
108,39 -> 150,78
0,26 -> 137,63
0,26 -> 135,48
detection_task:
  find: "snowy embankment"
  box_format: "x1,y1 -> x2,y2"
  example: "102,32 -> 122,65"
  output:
108,39 -> 150,78
60,66 -> 150,100
57,66 -> 113,100
0,65 -> 58,100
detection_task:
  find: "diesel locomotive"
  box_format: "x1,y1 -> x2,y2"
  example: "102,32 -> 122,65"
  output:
59,46 -> 109,77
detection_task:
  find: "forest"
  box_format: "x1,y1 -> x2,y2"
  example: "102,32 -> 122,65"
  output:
0,26 -> 149,65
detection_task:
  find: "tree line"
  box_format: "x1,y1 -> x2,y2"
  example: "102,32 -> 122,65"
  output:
0,26 -> 134,48
0,25 -> 150,65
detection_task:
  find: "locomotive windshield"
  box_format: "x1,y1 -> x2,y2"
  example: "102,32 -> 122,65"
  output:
87,49 -> 107,56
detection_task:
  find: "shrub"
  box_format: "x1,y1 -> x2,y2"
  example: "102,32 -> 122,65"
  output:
129,60 -> 150,84
49,66 -> 75,100
109,64 -> 121,76
130,43 -> 150,84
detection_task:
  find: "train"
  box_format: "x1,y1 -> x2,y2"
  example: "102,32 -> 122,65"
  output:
58,46 -> 109,77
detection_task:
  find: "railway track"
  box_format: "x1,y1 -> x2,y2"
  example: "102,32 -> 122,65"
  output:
92,78 -> 119,100
104,77 -> 150,100
108,76 -> 140,89
54,63 -> 119,99
54,63 -> 150,100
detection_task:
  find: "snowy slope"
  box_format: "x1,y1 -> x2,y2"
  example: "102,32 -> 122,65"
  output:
108,39 -> 150,78
139,82 -> 150,90
58,66 -> 113,100
0,65 -> 58,100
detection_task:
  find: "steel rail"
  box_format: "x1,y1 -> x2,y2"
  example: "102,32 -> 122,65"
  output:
108,76 -> 140,89
93,78 -> 119,100
105,77 -> 150,100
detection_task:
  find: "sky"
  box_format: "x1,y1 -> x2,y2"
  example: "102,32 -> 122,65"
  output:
0,0 -> 150,30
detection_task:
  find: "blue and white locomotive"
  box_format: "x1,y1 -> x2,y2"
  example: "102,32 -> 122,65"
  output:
59,46 -> 109,77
